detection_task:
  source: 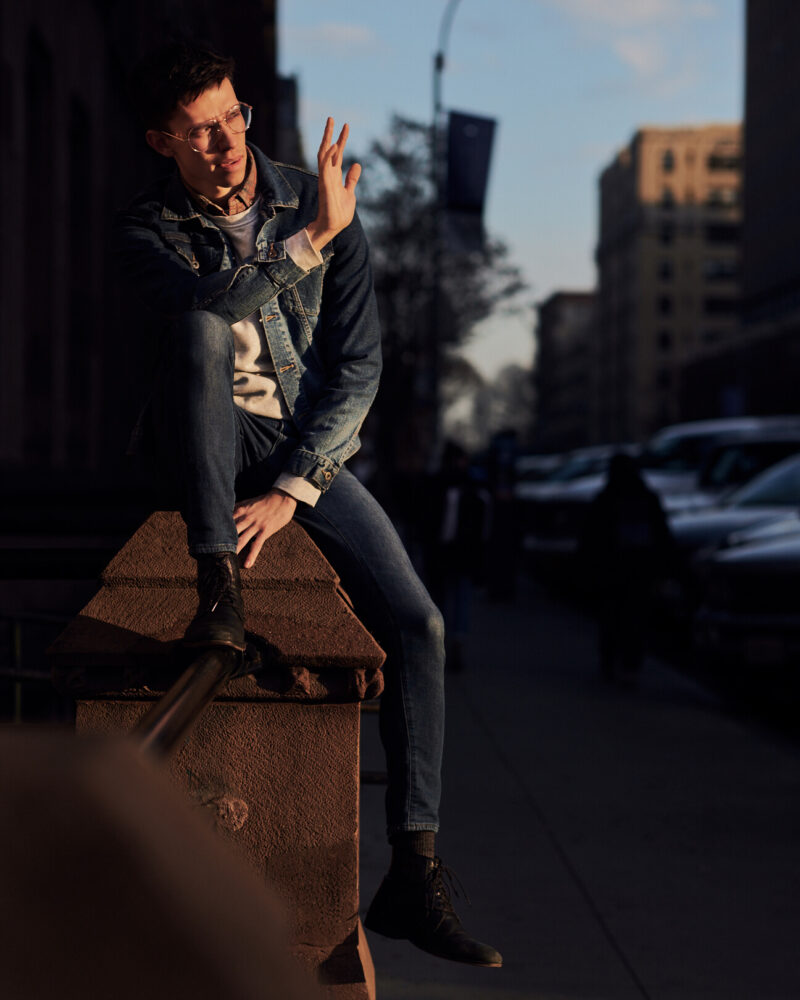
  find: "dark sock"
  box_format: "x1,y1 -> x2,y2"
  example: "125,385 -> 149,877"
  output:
389,830 -> 436,870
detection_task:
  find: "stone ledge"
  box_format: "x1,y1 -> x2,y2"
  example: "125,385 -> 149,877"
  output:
50,511 -> 385,704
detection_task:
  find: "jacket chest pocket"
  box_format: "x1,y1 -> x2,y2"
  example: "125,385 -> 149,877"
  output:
284,265 -> 325,319
164,233 -> 223,275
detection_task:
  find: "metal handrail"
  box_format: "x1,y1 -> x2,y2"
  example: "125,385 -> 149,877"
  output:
134,647 -> 240,759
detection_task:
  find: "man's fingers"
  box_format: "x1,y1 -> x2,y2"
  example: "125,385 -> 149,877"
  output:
332,123 -> 349,165
318,119 -> 352,168
317,116 -> 334,160
344,162 -> 362,192
244,532 -> 267,569
236,523 -> 259,552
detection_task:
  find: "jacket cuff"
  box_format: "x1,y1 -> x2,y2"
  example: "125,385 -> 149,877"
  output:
283,447 -> 340,492
252,241 -> 310,288
285,229 -> 324,271
273,472 -> 322,507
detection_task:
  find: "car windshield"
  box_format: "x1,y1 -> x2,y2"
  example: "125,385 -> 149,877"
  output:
729,456 -> 800,508
640,433 -> 712,472
700,441 -> 800,489
549,455 -> 606,482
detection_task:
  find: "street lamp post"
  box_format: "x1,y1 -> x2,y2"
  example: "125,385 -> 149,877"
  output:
430,0 -> 463,465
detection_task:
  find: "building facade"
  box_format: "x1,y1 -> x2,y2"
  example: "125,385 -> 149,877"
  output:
682,1 -> 800,419
594,125 -> 742,443
533,291 -> 597,452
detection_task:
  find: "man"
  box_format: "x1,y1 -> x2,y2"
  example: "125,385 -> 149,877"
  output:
114,43 -> 501,968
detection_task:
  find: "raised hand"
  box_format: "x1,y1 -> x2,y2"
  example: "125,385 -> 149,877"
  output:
305,118 -> 362,253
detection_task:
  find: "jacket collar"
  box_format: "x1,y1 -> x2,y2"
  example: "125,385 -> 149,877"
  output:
160,143 -> 300,222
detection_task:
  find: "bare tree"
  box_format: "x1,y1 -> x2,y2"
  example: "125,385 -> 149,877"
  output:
356,116 -> 526,499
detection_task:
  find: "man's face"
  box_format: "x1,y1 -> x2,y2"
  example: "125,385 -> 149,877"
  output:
147,77 -> 248,200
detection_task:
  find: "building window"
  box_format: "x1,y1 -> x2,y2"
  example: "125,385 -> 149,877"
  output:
659,222 -> 675,244
662,149 -> 675,172
658,259 -> 674,281
706,187 -> 739,207
660,186 -> 675,209
657,295 -> 673,316
703,258 -> 738,281
704,223 -> 740,244
658,329 -> 673,351
703,296 -> 738,315
707,151 -> 742,171
656,369 -> 672,389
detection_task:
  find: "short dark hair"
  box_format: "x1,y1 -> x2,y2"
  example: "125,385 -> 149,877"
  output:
128,42 -> 236,129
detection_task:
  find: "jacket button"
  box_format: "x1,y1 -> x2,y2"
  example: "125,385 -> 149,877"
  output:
323,471 -> 332,480
191,259 -> 200,269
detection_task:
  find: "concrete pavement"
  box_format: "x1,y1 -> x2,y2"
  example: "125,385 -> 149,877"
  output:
359,575 -> 800,999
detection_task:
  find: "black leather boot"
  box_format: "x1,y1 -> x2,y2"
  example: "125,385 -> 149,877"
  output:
183,552 -> 246,651
364,855 -> 502,967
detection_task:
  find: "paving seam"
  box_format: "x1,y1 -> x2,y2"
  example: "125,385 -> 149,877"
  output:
457,678 -> 654,1000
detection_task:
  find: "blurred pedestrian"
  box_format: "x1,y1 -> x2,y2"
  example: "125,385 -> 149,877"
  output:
486,429 -> 519,601
579,453 -> 677,682
422,443 -> 491,671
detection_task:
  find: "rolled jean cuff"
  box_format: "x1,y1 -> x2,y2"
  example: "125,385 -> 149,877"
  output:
386,823 -> 440,838
188,542 -> 239,558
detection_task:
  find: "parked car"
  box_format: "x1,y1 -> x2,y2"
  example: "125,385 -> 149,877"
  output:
662,428 -> 800,514
515,444 -> 634,504
669,452 -> 800,557
521,419 -> 800,583
513,453 -> 564,495
640,416 -> 800,497
693,525 -> 800,668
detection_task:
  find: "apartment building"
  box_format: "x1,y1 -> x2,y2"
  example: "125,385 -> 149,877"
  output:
594,125 -> 742,442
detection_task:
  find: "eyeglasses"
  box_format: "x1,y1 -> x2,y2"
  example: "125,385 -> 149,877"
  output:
161,103 -> 253,153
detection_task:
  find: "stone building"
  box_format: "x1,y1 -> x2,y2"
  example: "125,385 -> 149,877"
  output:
0,1 -> 300,482
594,124 -> 742,443
533,291 -> 597,451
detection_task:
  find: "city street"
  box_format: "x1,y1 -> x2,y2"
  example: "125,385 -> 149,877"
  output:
360,574 -> 800,999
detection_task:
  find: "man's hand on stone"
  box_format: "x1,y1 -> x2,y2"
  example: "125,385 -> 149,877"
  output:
233,490 -> 297,569
305,117 -> 361,253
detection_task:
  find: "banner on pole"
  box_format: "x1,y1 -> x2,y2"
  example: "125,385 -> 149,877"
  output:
445,111 -> 497,251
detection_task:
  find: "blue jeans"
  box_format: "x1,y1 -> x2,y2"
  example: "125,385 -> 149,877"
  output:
152,311 -> 445,835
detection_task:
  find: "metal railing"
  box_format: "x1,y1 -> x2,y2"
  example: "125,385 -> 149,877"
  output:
134,646 -> 240,759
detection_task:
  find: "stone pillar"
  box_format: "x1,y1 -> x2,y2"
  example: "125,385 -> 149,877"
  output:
50,511 -> 385,1000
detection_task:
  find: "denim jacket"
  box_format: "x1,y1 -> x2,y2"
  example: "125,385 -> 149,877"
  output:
112,144 -> 382,493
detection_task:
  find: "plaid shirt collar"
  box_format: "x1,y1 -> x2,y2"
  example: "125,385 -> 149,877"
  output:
182,146 -> 258,217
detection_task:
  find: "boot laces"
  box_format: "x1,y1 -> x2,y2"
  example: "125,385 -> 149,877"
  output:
426,857 -> 470,920
198,557 -> 235,614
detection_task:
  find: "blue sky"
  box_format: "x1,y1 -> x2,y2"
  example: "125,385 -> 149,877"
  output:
278,0 -> 745,377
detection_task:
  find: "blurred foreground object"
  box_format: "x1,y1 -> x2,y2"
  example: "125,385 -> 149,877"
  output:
0,729 -> 318,1000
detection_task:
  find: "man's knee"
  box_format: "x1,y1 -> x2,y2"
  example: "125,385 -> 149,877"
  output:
168,310 -> 233,370
412,602 -> 446,651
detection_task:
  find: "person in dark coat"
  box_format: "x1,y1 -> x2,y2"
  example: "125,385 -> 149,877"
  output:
580,453 -> 677,681
421,442 -> 491,671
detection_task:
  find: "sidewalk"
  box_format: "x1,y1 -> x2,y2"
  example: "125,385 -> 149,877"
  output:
359,574 -> 800,999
